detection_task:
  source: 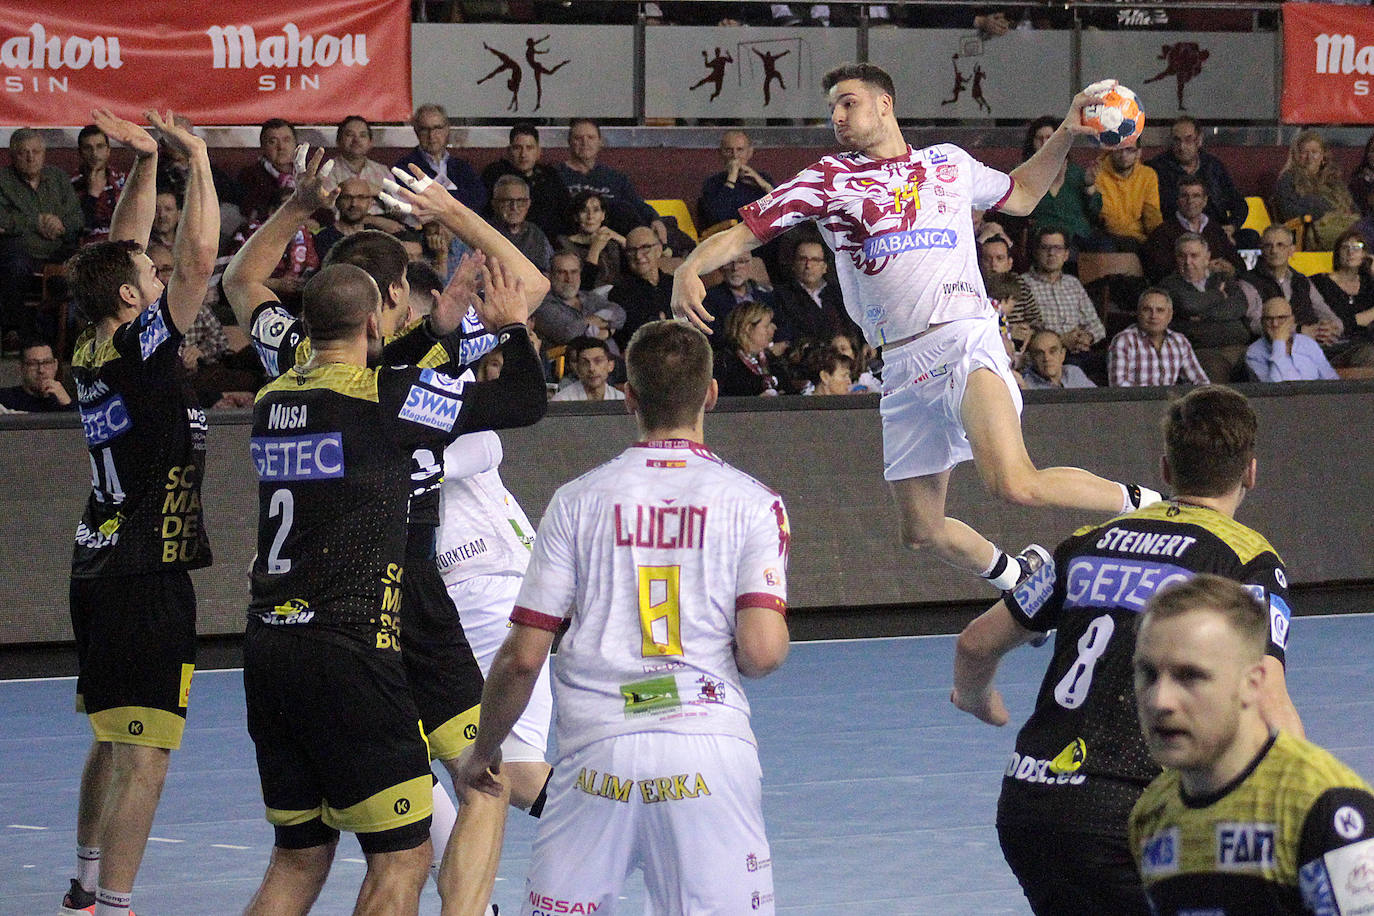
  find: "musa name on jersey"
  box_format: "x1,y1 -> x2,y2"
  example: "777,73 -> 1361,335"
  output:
739,143 -> 1012,348
435,429 -> 535,585
511,440 -> 790,758
72,294 -> 211,576
998,502 -> 1292,836
1130,731 -> 1374,915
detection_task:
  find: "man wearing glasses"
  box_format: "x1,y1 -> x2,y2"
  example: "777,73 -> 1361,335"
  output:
1146,115 -> 1249,244
0,338 -> 73,411
313,178 -> 375,259
612,225 -> 674,350
394,103 -> 489,214
1022,226 -> 1105,366
489,175 -> 553,274
480,124 -> 573,239
1246,296 -> 1339,381
771,238 -> 857,347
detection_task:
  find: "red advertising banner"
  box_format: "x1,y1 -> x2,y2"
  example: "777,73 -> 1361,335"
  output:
1283,2 -> 1374,124
0,0 -> 411,126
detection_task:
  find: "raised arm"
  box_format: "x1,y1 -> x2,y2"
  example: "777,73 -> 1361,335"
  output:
223,145 -> 337,329
149,111 -> 218,333
1002,83 -> 1103,217
670,220 -> 761,333
94,109 -> 158,245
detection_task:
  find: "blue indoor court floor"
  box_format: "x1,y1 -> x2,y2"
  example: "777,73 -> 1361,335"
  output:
4,614 -> 1373,915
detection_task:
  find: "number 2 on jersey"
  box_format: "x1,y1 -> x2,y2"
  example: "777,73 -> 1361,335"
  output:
266,488 -> 294,574
1054,613 -> 1116,709
638,565 -> 682,657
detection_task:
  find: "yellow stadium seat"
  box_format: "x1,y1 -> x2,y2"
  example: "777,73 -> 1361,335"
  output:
1242,196 -> 1271,236
647,199 -> 699,242
1289,251 -> 1333,275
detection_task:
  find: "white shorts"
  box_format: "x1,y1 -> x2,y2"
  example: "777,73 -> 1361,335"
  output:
523,733 -> 774,916
447,573 -> 552,763
879,316 -> 1022,481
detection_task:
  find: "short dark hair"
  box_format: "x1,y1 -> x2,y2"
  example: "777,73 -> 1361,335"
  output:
1177,175 -> 1207,195
19,337 -> 53,360
822,63 -> 896,101
259,118 -> 295,143
77,124 -> 106,146
1172,115 -> 1200,134
815,347 -> 854,379
983,272 -> 1020,303
1138,286 -> 1173,310
1141,573 -> 1268,663
567,118 -> 600,136
1163,385 -> 1257,498
336,115 -> 371,141
323,230 -> 409,310
626,320 -> 713,431
1174,231 -> 1208,255
569,334 -> 610,361
406,260 -> 444,300
509,123 -> 539,145
8,127 -> 39,150
67,240 -> 143,323
1031,224 -> 1068,252
570,189 -> 607,217
302,263 -> 380,344
1021,115 -> 1060,161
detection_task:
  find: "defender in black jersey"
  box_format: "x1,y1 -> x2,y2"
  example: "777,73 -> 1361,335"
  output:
61,111 -> 220,916
242,260 -> 545,914
952,386 -> 1304,916
1131,576 -> 1374,916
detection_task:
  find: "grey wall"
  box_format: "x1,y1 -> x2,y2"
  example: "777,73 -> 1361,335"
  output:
4,383 -> 1370,644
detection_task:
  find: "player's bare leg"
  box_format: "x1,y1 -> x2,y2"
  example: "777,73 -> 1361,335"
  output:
243,842 -> 335,916
95,744 -> 170,898
355,841 -> 431,916
505,761 -> 553,811
437,761 -> 509,916
962,368 -> 1140,515
891,470 -> 1001,575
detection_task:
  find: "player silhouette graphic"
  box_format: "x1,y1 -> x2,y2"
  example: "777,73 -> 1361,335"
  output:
477,42 -> 524,111
1144,41 -> 1210,110
690,47 -> 734,100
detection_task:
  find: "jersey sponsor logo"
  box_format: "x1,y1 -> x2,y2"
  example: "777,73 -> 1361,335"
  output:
1299,857 -> 1337,915
696,675 -> 726,703
864,304 -> 885,324
751,891 -> 774,910
250,432 -> 345,481
137,301 -> 170,360
1270,594 -> 1292,650
1336,806 -> 1367,841
1139,827 -> 1181,876
1003,751 -> 1086,786
1275,567 -> 1288,588
399,384 -> 461,431
527,891 -> 602,914
435,537 -> 488,572
1012,558 -> 1057,619
1063,557 -> 1191,613
574,767 -> 633,803
771,499 -> 790,558
936,163 -> 959,182
1304,838 -> 1374,915
74,519 -> 118,549
419,367 -> 467,396
639,772 -> 711,804
76,377 -> 109,403
862,228 -> 958,259
1049,738 -> 1087,774
646,458 -> 686,468
1093,527 -> 1198,558
265,597 -> 314,625
1215,822 -> 1277,870
266,403 -> 308,430
927,148 -> 949,165
613,503 -> 708,550
80,394 -> 131,446
942,280 -> 980,297
746,851 -> 772,872
620,673 -> 681,716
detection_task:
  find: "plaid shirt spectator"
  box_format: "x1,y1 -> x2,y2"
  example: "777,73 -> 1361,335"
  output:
1021,269 -> 1105,344
1107,325 -> 1210,387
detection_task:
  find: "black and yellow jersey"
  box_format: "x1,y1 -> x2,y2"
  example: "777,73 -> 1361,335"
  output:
1130,731 -> 1374,915
247,325 -> 544,649
997,502 -> 1292,836
71,294 -> 211,577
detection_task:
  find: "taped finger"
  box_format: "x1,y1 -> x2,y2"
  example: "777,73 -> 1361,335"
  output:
378,191 -> 412,215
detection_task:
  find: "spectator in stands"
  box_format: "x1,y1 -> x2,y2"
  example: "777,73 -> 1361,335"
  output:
148,189 -> 180,251
0,128 -> 83,344
699,129 -> 774,231
1313,229 -> 1374,349
1159,232 -> 1251,382
488,175 -> 553,274
1019,115 -> 1102,251
804,347 -> 857,395
237,118 -> 296,224
534,250 -> 625,350
1107,287 -> 1210,387
550,336 -> 624,401
1241,225 -> 1364,366
0,339 -> 73,411
313,178 -> 373,259
1020,226 -> 1105,372
1271,129 -> 1359,251
770,238 -> 854,346
1147,116 -> 1249,243
481,124 -> 573,239
985,272 -> 1026,365
715,301 -> 790,397
1092,142 -> 1162,251
1246,295 -> 1339,382
394,103 -> 488,213
559,190 -> 625,289
1349,132 -> 1374,218
1021,329 -> 1095,389
558,118 -> 666,239
229,188 -> 320,308
71,124 -> 123,245
421,219 -> 457,278
1141,175 -> 1243,283
328,116 -> 405,233
827,329 -> 880,391
704,252 -> 773,343
979,235 -> 1041,348
610,225 -> 674,349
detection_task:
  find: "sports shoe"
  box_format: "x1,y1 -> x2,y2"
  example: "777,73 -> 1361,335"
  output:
1011,544 -> 1054,647
59,879 -> 94,915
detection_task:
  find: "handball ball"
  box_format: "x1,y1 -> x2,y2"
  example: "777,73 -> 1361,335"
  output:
1080,80 -> 1144,149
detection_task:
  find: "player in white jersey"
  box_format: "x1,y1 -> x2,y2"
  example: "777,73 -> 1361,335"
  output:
672,63 -> 1161,594
456,320 -> 791,916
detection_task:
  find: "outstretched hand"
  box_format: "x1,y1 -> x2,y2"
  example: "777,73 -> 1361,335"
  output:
92,108 -> 158,159
147,110 -> 206,159
429,250 -> 486,337
288,144 -> 338,213
951,686 -> 1010,726
670,268 -> 714,334
380,164 -> 458,224
1063,79 -> 1118,137
473,256 -> 529,333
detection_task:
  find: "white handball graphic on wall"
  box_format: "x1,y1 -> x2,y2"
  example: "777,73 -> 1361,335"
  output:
1079,79 -> 1144,149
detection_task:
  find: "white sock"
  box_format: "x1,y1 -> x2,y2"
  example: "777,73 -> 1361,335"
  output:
982,549 -> 1021,590
94,886 -> 131,916
76,845 -> 100,893
429,780 -> 459,880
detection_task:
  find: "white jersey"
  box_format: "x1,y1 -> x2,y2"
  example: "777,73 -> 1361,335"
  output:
511,439 -> 790,758
435,430 -> 535,584
740,143 -> 1013,348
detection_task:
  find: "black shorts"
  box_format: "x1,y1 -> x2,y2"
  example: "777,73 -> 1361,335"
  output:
70,571 -> 197,750
996,820 -> 1150,916
401,557 -> 483,761
243,622 -> 433,855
